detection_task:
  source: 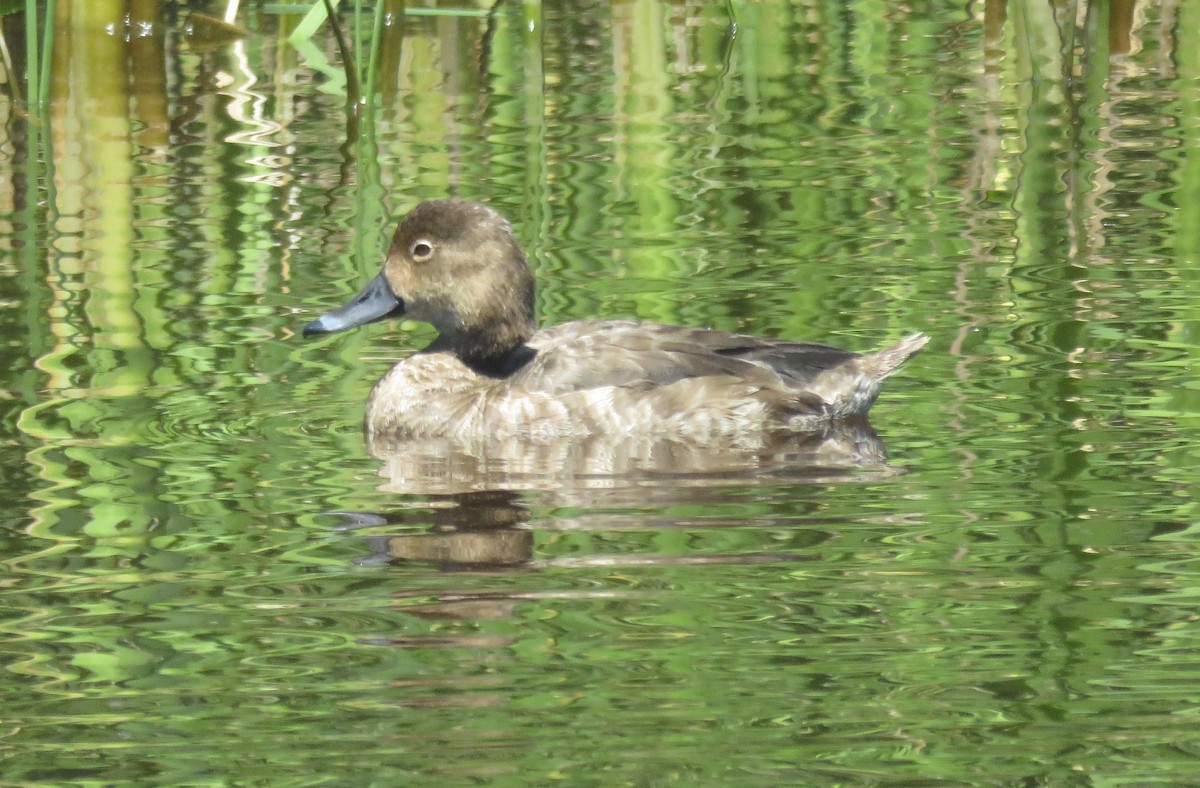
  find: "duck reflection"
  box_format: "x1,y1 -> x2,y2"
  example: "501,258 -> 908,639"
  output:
339,490 -> 534,570
330,419 -> 893,578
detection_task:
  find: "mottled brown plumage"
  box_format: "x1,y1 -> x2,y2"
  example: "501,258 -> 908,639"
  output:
304,200 -> 929,444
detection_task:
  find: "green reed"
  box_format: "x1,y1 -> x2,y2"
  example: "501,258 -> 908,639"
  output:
288,0 -> 389,111
17,0 -> 57,106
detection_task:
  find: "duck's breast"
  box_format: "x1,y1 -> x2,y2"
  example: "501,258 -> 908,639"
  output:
366,351 -> 588,441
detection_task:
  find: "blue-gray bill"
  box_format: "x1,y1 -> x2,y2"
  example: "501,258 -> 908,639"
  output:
303,271 -> 405,337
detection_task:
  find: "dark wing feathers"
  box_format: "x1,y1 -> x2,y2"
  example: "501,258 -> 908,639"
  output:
711,342 -> 860,386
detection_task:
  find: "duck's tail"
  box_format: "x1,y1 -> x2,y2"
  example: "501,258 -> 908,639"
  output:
801,332 -> 930,421
860,332 -> 930,381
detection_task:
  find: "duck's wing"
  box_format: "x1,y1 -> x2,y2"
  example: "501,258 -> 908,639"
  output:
514,320 -> 861,395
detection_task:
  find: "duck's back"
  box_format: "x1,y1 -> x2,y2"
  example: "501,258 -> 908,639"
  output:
517,319 -> 862,394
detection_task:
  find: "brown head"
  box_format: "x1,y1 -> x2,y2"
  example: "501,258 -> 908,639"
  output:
304,200 -> 538,369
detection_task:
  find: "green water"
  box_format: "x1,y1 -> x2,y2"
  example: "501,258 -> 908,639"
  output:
2,0 -> 1199,784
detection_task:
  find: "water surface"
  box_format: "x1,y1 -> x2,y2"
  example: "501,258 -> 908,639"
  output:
2,1 -> 1199,784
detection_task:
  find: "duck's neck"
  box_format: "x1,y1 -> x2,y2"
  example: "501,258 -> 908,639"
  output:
461,343 -> 538,379
454,323 -> 537,378
429,306 -> 537,378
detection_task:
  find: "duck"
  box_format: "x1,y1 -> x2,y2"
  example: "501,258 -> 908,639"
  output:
304,199 -> 929,445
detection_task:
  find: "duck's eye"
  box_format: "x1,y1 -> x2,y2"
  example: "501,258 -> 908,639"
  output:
411,240 -> 434,261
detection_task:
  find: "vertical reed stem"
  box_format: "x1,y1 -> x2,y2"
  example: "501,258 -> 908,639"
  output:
25,0 -> 40,105
39,0 -> 58,104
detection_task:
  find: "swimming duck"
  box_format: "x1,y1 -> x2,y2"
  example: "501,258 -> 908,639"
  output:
304,200 -> 928,443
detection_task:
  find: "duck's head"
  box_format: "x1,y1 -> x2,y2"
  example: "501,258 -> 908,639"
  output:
304,200 -> 537,365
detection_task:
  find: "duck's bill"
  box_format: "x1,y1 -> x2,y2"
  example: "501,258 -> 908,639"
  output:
303,272 -> 406,336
